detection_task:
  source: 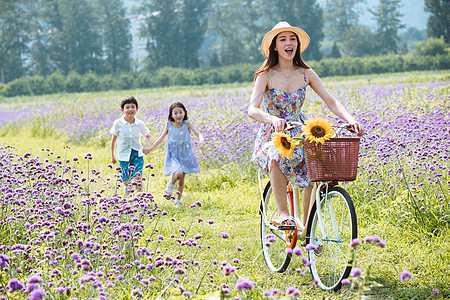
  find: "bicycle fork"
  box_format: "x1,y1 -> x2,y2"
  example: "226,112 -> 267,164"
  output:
314,183 -> 342,244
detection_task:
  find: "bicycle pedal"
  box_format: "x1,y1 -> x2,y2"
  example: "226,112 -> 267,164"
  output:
277,225 -> 296,231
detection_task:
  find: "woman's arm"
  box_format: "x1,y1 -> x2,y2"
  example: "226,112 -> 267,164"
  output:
248,72 -> 286,132
148,124 -> 169,152
187,121 -> 204,149
306,69 -> 364,136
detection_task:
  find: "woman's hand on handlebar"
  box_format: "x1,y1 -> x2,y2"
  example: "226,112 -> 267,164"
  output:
272,116 -> 286,132
349,122 -> 364,137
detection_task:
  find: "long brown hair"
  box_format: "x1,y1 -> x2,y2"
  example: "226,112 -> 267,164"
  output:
254,32 -> 310,84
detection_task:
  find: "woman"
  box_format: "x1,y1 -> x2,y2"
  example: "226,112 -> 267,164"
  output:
248,21 -> 364,230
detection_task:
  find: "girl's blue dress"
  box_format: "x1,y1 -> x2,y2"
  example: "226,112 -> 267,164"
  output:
163,120 -> 200,177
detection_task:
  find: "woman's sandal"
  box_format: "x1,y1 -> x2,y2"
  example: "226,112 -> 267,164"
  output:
277,215 -> 296,230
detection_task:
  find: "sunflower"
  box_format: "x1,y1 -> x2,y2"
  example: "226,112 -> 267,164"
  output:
272,132 -> 299,159
301,117 -> 335,144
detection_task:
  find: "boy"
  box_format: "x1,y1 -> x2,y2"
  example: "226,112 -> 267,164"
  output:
111,96 -> 151,195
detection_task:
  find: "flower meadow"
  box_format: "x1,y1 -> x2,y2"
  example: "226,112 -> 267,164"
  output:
0,71 -> 449,299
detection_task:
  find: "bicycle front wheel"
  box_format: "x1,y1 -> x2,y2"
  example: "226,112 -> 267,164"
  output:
260,182 -> 296,272
306,186 -> 357,291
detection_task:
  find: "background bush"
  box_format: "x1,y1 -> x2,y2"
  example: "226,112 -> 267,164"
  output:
1,53 -> 449,97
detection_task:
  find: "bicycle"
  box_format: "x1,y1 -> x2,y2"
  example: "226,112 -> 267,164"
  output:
259,122 -> 360,291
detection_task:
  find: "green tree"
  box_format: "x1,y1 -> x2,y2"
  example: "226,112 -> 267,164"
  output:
177,0 -> 210,68
425,0 -> 449,43
370,0 -> 405,54
139,0 -> 179,69
341,25 -> 377,57
28,0 -> 53,77
328,41 -> 341,58
259,0 -> 324,61
42,0 -> 102,75
40,0 -> 66,72
95,0 -> 132,73
0,1 -> 30,83
324,0 -> 364,40
208,0 -> 263,66
414,36 -> 448,56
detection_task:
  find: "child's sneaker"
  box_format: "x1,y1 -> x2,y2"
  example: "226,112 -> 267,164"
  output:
174,198 -> 182,208
165,181 -> 176,196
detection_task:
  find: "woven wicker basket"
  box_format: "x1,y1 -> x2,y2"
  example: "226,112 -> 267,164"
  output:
303,137 -> 360,182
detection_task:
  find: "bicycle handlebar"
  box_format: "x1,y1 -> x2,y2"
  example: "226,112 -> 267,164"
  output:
285,121 -> 356,138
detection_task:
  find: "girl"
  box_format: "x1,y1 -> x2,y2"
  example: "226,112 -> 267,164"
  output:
149,102 -> 204,207
248,22 -> 364,252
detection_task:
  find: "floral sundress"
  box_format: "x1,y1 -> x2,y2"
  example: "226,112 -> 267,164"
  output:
251,72 -> 310,188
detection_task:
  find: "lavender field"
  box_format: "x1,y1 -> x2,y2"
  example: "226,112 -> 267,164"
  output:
0,71 -> 449,299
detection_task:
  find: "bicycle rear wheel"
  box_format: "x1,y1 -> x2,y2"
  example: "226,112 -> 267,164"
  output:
306,186 -> 357,291
260,182 -> 296,272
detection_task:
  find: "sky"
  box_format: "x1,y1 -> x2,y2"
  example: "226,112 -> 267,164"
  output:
350,0 -> 428,30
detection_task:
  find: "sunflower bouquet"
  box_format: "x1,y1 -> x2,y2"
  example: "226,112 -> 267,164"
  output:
272,117 -> 335,159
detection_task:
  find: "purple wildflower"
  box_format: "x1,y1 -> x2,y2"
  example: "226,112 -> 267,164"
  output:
174,268 -> 186,275
400,270 -> 412,283
302,257 -> 311,266
351,267 -> 362,277
286,286 -> 301,296
183,291 -> 191,298
293,247 -> 303,256
341,278 -> 351,285
28,287 -> 45,300
27,275 -> 43,284
131,287 -> 144,299
234,277 -> 256,290
350,238 -> 361,247
7,278 -> 24,293
223,264 -> 237,276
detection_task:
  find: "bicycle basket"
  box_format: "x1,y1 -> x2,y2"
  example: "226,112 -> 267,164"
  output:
303,137 -> 360,182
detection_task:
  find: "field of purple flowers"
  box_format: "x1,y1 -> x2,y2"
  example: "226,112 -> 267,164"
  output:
0,71 -> 449,299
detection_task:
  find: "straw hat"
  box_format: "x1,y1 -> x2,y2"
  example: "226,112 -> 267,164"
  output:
261,21 -> 310,58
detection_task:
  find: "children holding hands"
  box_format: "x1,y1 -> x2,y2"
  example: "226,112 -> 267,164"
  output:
111,98 -> 203,206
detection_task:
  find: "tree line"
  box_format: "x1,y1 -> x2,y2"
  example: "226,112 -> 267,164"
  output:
0,0 -> 448,85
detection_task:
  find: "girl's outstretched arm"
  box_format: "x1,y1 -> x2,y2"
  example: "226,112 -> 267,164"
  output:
142,133 -> 152,154
148,124 -> 169,152
187,121 -> 204,149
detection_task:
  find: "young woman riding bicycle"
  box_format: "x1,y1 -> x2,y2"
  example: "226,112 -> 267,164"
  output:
248,21 -> 364,232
